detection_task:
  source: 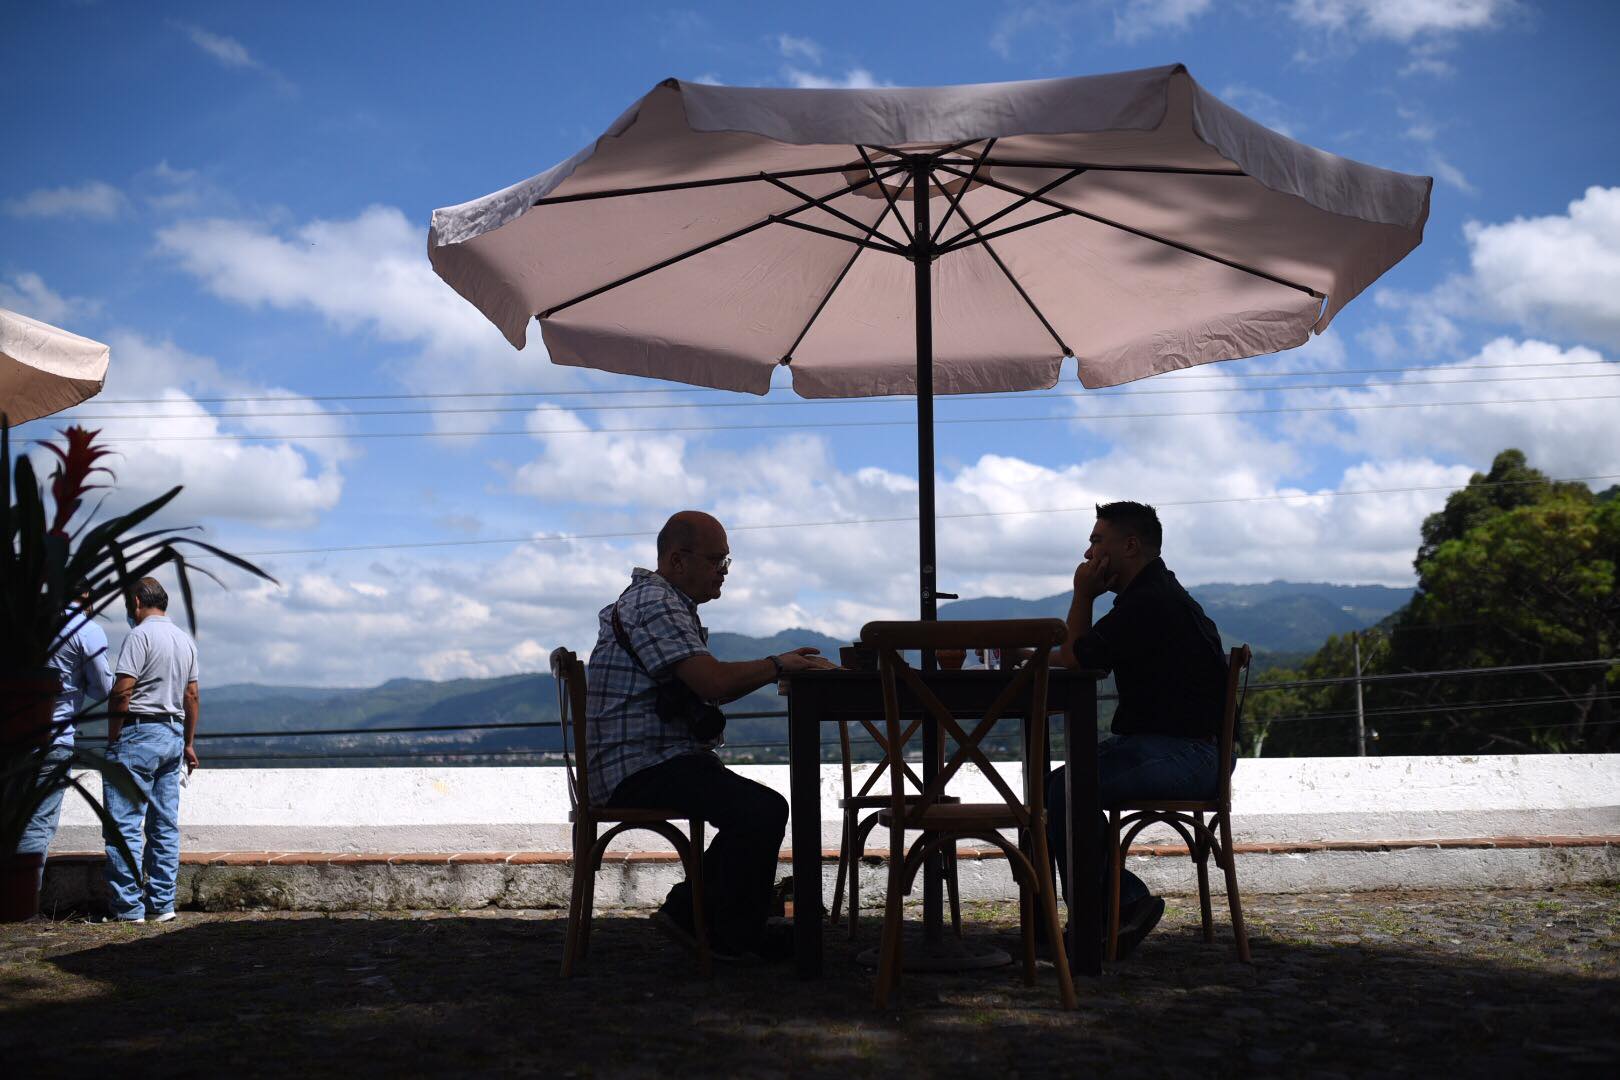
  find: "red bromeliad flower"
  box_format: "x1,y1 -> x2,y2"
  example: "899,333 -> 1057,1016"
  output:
43,426 -> 113,537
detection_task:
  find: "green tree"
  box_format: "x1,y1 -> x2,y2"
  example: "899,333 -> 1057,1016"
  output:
1260,450 -> 1618,755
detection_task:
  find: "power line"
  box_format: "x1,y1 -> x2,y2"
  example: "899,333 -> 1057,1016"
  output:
46,370 -> 1620,422
33,391 -> 1620,444
201,472 -> 1620,559
53,358 -> 1618,407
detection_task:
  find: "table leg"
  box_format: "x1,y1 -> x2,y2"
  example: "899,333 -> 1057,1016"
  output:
1067,682 -> 1102,977
788,691 -> 823,979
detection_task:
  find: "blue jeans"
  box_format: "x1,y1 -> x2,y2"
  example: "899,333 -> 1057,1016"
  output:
16,746 -> 75,855
1047,734 -> 1224,917
102,721 -> 184,919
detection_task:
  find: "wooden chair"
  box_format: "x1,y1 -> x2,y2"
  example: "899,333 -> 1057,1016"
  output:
861,619 -> 1077,1010
828,710 -> 962,940
551,647 -> 712,978
1107,644 -> 1253,963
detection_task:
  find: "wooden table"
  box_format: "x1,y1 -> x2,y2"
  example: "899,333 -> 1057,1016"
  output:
784,668 -> 1101,980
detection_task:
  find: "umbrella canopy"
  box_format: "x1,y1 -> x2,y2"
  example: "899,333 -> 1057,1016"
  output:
427,62 -> 1430,616
0,308 -> 110,425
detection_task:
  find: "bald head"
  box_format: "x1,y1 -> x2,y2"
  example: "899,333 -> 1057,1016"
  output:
657,510 -> 722,559
656,510 -> 730,604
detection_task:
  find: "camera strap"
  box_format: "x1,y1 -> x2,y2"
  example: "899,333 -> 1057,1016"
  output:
610,599 -> 655,680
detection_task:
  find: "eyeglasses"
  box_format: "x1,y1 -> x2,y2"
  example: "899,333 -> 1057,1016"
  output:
679,549 -> 732,572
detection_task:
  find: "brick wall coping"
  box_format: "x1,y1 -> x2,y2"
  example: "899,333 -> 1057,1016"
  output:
44,834 -> 1619,867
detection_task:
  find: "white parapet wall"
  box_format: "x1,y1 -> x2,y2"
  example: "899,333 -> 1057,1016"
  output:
53,754 -> 1620,854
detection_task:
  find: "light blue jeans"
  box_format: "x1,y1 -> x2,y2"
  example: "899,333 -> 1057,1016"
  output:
16,746 -> 75,855
102,720 -> 184,920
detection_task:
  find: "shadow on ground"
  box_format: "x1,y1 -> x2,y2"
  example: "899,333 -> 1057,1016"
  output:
2,888 -> 1617,1077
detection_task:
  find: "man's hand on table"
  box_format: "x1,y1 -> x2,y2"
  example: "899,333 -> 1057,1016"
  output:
777,648 -> 838,672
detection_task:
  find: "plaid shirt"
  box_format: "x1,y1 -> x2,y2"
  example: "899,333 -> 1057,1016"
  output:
585,568 -> 715,804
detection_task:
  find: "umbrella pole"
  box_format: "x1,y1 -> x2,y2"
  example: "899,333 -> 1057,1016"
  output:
912,159 -> 948,944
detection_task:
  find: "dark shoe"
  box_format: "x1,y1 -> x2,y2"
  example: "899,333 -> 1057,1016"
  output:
653,901 -> 699,954
1111,895 -> 1165,961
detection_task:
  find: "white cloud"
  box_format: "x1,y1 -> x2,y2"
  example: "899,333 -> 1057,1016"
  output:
989,2 -> 1086,62
26,331 -> 351,530
775,33 -> 822,64
784,66 -> 890,90
0,272 -> 100,325
3,181 -> 125,220
1114,0 -> 1213,42
512,405 -> 707,506
1314,337 -> 1620,480
173,21 -> 260,69
1287,0 -> 1514,41
1220,84 -> 1300,138
155,206 -> 544,408
1464,186 -> 1620,350
1428,152 -> 1475,195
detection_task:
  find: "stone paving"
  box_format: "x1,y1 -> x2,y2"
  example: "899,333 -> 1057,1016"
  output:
2,886 -> 1616,1078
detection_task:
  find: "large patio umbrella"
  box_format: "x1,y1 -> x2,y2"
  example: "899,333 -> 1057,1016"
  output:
428,63 -> 1431,620
0,308 -> 110,425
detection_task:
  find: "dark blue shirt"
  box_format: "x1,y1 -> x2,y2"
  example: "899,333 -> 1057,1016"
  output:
1074,558 -> 1226,738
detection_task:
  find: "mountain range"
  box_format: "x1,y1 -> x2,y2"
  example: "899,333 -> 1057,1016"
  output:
180,580 -> 1411,767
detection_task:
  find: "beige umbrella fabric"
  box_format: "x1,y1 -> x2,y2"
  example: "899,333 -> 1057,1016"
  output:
0,308 -> 110,424
428,63 -> 1431,399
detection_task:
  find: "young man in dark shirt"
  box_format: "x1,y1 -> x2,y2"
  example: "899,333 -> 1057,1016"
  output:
1046,501 -> 1227,959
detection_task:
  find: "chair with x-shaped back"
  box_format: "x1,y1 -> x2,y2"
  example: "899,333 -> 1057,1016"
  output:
860,618 -> 1077,1010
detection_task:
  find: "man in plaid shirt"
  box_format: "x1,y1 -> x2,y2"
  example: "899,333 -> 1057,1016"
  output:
588,510 -> 835,959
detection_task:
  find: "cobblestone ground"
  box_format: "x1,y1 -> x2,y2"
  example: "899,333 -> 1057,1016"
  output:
2,886 -> 1616,1078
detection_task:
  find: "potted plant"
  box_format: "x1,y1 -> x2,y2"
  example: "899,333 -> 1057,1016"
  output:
2,416 -> 275,920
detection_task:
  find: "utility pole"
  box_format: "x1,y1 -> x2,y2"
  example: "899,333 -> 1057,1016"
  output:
1353,631 -> 1367,756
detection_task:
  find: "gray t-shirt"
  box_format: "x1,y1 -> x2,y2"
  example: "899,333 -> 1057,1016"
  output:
116,615 -> 199,717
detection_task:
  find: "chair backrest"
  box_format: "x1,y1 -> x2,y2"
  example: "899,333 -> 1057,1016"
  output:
859,619 -> 1068,829
1216,644 -> 1253,808
550,647 -> 590,814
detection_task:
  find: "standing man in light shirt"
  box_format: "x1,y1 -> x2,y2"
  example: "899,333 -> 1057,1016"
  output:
15,586 -> 114,878
101,577 -> 199,924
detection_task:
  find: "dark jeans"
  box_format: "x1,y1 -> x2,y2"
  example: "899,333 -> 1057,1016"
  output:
606,751 -> 788,954
1047,734 -> 1224,919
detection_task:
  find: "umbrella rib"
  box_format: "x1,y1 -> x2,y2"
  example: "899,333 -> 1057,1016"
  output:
937,209 -> 1070,254
530,162 -> 870,206
934,162 -> 1325,300
770,216 -> 903,253
935,167 -> 1086,252
949,203 -> 1072,358
761,175 -> 908,254
857,146 -> 915,246
539,165 -> 907,319
928,138 -> 996,249
944,158 -> 1248,177
781,245 -> 863,364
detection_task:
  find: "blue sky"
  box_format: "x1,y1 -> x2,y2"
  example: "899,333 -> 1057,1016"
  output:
4,0 -> 1618,686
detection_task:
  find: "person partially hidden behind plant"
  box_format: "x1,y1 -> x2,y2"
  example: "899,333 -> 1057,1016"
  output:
13,585 -> 113,883
587,510 -> 837,961
100,577 -> 200,924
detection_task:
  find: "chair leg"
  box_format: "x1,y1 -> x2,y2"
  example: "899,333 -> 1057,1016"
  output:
850,811 -> 882,941
577,842 -> 601,961
1106,811 -> 1124,962
1219,813 -> 1252,963
1194,811 -> 1215,944
686,819 -> 713,978
1017,839 -> 1036,985
945,839 -> 962,940
873,812 -> 906,1008
560,820 -> 591,978
1029,818 -> 1078,1010
830,809 -> 852,927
